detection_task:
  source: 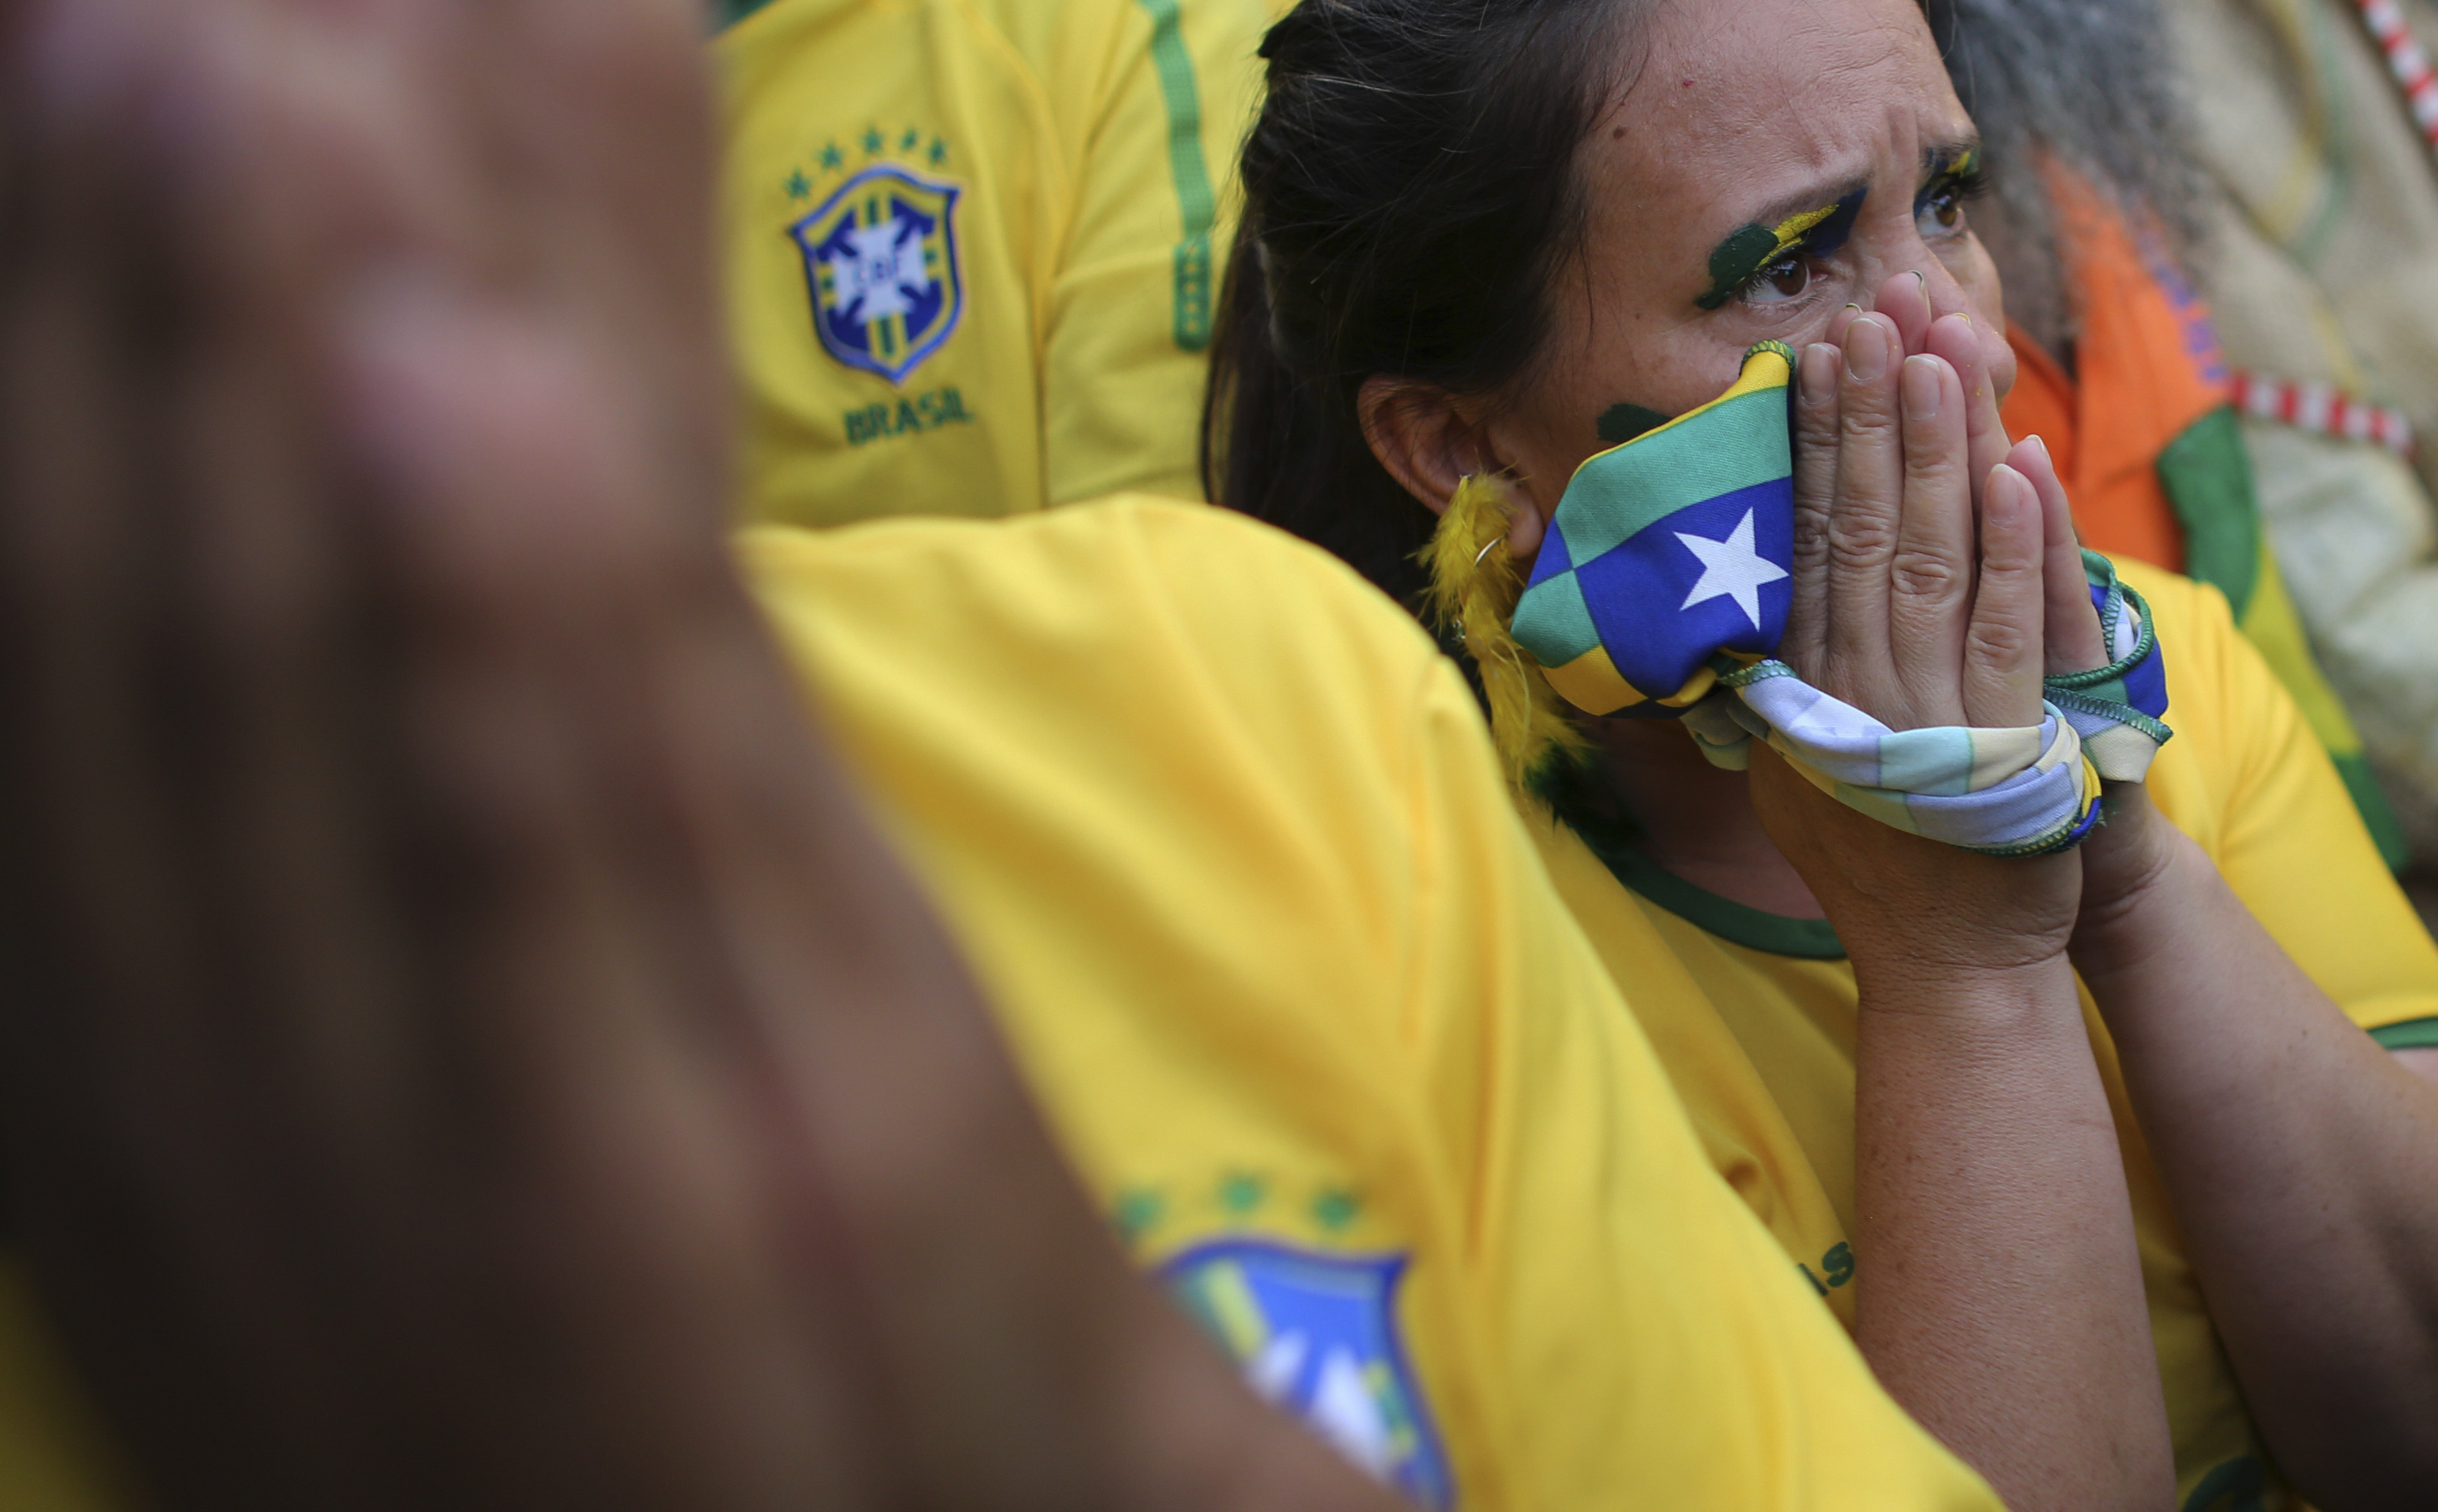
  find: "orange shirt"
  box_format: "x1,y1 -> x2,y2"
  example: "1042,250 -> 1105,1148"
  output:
1998,190 -> 2231,573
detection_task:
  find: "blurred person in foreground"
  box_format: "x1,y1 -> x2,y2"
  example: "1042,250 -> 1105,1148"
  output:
0,0 -> 2053,1509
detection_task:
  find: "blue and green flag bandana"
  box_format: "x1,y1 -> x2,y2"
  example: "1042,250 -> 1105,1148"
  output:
1513,342 -> 1796,716
1507,342 -> 2173,857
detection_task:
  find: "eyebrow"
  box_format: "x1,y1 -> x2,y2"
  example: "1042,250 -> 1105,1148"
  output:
1919,136 -> 1982,183
1737,175 -> 1872,246
1692,134 -> 1987,312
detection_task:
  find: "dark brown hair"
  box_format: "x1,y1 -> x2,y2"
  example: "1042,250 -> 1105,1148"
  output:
1203,0 -> 1642,607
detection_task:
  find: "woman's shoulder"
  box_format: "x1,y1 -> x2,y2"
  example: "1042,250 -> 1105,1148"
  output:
2105,556 -> 2287,820
2113,553 -> 2406,906
2112,556 -> 2240,670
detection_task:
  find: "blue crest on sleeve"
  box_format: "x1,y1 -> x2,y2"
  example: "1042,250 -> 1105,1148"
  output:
790,163 -> 965,385
1161,1240 -> 1454,1510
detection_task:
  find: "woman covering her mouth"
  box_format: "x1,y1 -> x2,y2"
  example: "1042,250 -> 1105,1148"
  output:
1209,1 -> 2438,1507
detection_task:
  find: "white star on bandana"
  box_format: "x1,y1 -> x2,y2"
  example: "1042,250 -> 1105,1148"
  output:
1675,507 -> 1789,630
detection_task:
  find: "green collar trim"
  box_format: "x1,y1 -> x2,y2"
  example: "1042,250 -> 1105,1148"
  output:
2370,1016 -> 2438,1052
710,0 -> 778,32
1572,826 -> 1847,960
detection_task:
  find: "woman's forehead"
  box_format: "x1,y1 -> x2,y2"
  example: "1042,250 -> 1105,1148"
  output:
1592,0 -> 1967,243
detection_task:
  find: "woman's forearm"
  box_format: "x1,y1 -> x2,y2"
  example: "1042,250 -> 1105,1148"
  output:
2072,806 -> 2438,1504
1849,953 -> 2173,1512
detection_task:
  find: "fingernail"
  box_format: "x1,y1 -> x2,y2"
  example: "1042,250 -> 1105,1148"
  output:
1844,319 -> 1888,382
1985,464 -> 2026,520
1901,354 -> 1943,421
1910,269 -> 1928,295
2030,434 -> 2053,467
1844,302 -> 1863,311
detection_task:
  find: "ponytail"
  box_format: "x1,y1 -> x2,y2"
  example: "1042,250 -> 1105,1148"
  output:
1204,0 -> 1644,608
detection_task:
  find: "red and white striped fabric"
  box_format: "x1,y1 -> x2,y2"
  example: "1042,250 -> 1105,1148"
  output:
2230,370 -> 2418,455
2359,0 -> 2438,148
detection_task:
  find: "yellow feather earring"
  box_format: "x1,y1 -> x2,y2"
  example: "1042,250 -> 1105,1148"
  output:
1422,475 -> 1588,786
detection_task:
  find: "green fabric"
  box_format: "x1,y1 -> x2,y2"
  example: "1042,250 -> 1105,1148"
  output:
2370,1015 -> 2438,1052
1133,0 -> 1218,352
1512,569 -> 1602,666
2333,751 -> 2409,870
2156,407 -> 2262,619
709,0 -> 778,31
2177,1453 -> 2267,1512
2155,406 -> 2405,867
1574,827 -> 1849,961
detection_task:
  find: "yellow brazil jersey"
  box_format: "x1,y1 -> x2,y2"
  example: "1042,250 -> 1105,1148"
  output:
0,499 -> 2002,1511
717,0 -> 1277,527
1531,557 -> 2438,1512
0,1267 -> 128,1512
746,497 -> 2000,1511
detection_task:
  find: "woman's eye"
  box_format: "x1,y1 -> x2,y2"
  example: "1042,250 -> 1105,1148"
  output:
1916,188 -> 1965,237
1741,253 -> 1813,305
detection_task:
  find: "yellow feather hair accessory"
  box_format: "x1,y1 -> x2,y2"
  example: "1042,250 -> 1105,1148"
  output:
1422,476 -> 1588,787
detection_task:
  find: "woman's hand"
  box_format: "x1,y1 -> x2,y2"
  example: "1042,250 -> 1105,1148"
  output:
1756,275 -> 2094,967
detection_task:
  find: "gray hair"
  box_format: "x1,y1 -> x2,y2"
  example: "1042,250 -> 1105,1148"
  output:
1929,0 -> 2210,355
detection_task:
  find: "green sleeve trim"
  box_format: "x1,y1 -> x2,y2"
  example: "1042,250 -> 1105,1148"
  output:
1574,827 -> 1848,960
709,0 -> 778,31
2331,750 -> 2409,871
1133,0 -> 1218,352
2156,406 -> 2262,619
2370,1016 -> 2438,1052
2178,1454 -> 2267,1512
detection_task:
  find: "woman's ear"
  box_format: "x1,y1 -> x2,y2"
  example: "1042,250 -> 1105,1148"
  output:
1357,376 -> 1498,517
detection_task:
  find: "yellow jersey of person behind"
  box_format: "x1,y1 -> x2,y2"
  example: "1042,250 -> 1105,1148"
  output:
716,0 -> 1278,527
0,498 -> 2006,1511
748,498 -> 2001,1511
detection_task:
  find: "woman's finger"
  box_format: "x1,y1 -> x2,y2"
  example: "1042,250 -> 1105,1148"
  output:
2010,435 -> 2109,674
1889,353 -> 1975,727
1960,463 -> 2048,727
1821,314 -> 1905,702
1787,340 -> 1839,659
1874,268 -> 1934,356
1925,311 -> 2013,511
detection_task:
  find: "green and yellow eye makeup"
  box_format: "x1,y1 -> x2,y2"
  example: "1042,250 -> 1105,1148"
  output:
1695,186 -> 1866,310
1912,144 -> 1984,234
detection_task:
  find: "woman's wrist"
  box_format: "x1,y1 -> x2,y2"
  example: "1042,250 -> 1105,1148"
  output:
2068,785 -> 2189,985
1850,944 -> 2079,1027
1809,847 -> 2082,986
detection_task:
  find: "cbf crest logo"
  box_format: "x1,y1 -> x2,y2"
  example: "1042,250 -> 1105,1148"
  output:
790,164 -> 964,385
1163,1241 -> 1454,1509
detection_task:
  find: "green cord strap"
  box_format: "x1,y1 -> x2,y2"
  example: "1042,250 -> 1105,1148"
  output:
1134,0 -> 1217,351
